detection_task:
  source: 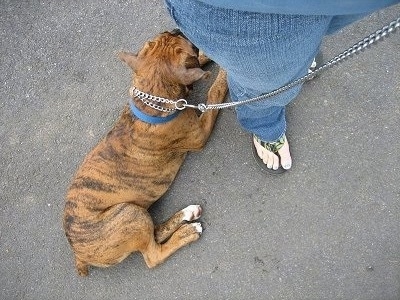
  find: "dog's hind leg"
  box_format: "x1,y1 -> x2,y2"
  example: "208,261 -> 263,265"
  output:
154,205 -> 202,243
71,203 -> 202,274
70,203 -> 156,276
142,221 -> 202,268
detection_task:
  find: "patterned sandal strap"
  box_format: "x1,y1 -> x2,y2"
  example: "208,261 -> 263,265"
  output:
254,134 -> 286,153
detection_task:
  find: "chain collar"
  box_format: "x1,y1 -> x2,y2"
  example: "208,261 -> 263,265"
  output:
129,86 -> 191,112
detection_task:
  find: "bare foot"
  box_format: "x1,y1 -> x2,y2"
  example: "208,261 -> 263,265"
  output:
253,135 -> 292,170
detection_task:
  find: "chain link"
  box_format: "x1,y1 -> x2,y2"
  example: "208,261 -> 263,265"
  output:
130,17 -> 399,113
130,87 -> 176,112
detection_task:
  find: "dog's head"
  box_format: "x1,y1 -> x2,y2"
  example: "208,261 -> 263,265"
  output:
119,30 -> 209,87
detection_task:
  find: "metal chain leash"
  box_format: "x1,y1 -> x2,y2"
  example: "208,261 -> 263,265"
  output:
131,17 -> 400,113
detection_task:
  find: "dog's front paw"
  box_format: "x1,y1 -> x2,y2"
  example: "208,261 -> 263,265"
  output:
198,51 -> 211,67
182,205 -> 202,222
178,222 -> 203,239
191,222 -> 203,234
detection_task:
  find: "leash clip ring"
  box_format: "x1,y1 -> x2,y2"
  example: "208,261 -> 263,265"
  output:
175,99 -> 188,110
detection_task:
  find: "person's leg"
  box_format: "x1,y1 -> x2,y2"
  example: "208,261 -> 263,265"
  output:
165,0 -> 333,171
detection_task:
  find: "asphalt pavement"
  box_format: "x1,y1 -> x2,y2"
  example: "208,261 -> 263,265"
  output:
0,1 -> 399,299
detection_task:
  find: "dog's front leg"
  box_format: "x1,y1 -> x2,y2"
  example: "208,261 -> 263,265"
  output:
198,68 -> 228,139
176,68 -> 227,151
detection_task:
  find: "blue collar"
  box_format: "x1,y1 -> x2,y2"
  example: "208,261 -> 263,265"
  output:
129,99 -> 180,124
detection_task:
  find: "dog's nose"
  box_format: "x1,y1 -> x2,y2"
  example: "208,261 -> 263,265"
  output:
170,28 -> 185,38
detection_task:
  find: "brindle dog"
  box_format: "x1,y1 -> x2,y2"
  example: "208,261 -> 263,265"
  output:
63,31 -> 228,276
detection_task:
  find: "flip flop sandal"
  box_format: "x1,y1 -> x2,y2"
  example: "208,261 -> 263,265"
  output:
251,134 -> 287,175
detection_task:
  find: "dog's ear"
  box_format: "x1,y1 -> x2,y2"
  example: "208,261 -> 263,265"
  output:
118,51 -> 139,71
173,50 -> 210,85
118,41 -> 156,71
174,67 -> 210,85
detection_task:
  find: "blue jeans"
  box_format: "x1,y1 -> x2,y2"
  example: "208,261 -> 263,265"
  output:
165,0 -> 365,141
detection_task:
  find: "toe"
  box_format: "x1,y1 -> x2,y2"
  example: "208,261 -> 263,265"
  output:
272,154 -> 280,170
266,155 -> 273,168
278,139 -> 292,170
265,151 -> 278,169
254,137 -> 266,162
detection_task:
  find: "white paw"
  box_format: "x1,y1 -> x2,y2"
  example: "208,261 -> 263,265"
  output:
191,222 -> 203,234
182,205 -> 202,222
